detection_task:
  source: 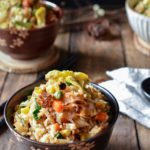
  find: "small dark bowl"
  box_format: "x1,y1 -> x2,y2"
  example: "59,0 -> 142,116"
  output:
4,81 -> 119,150
0,2 -> 62,60
141,77 -> 150,101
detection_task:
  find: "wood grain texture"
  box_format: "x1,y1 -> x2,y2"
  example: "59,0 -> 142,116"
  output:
106,115 -> 138,150
121,23 -> 150,68
0,73 -> 37,103
37,33 -> 70,78
0,47 -> 59,73
70,30 -> 124,81
136,124 -> 150,150
0,71 -> 7,102
0,73 -> 37,150
0,71 -> 7,118
54,33 -> 70,51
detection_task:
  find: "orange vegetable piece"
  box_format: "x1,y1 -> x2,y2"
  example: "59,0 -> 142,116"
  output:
55,123 -> 61,131
95,112 -> 107,122
22,0 -> 30,7
37,100 -> 42,106
52,100 -> 64,113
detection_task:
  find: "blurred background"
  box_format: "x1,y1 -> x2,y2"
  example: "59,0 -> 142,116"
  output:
49,0 -> 125,8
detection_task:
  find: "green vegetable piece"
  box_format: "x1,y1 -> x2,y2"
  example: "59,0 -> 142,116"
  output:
54,91 -> 63,99
35,102 -> 41,110
145,4 -> 149,9
55,132 -> 63,139
14,21 -> 33,29
65,81 -> 72,86
32,8 -> 37,15
17,2 -> 22,8
33,114 -> 42,121
32,103 -> 42,121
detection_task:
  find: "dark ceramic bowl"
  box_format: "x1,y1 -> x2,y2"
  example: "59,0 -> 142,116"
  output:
0,2 -> 62,60
141,77 -> 150,101
4,81 -> 119,150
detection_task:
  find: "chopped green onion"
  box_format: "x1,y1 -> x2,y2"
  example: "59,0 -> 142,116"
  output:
55,132 -> 63,139
35,102 -> 41,110
65,81 -> 72,86
32,103 -> 42,121
54,91 -> 63,99
14,21 -> 33,29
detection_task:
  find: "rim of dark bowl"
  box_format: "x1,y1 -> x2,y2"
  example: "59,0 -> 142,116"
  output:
4,81 -> 119,146
0,1 -> 63,32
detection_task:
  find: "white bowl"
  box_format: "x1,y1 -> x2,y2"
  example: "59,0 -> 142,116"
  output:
126,0 -> 150,43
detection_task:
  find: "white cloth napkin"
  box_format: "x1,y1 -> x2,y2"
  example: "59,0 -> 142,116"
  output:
99,67 -> 150,128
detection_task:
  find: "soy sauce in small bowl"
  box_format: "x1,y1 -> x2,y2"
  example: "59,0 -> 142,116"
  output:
141,77 -> 150,101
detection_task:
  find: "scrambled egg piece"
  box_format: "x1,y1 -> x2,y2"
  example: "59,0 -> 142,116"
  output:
45,70 -> 91,93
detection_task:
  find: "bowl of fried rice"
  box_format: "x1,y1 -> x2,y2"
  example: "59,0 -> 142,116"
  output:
0,0 -> 62,60
4,70 -> 119,150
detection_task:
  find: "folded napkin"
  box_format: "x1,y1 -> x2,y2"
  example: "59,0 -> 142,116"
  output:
99,67 -> 150,128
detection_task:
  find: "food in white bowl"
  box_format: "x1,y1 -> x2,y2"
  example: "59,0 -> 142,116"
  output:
126,0 -> 150,43
134,0 -> 150,17
13,70 -> 112,144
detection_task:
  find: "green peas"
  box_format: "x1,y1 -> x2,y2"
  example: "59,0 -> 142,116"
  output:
54,91 -> 63,99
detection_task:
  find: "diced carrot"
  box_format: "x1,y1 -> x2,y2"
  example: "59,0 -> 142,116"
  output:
95,112 -> 107,122
55,123 -> 61,131
22,0 -> 30,7
52,100 -> 64,113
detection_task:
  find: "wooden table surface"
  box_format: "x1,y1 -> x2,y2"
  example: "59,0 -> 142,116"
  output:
0,9 -> 150,150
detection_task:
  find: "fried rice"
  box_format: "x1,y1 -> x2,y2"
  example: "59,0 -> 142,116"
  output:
13,70 -> 111,144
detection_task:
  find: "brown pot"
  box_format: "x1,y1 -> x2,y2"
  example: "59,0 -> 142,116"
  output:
0,2 -> 62,60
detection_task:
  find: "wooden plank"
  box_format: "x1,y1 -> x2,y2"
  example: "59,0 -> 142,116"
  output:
0,73 -> 37,103
121,21 -> 150,150
70,28 -> 139,150
70,30 -> 124,81
136,124 -> 150,150
54,33 -> 70,65
37,33 -> 70,79
120,23 -> 150,68
0,73 -> 37,150
0,71 -> 7,118
106,115 -> 138,150
54,33 -> 70,52
0,71 -> 7,104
